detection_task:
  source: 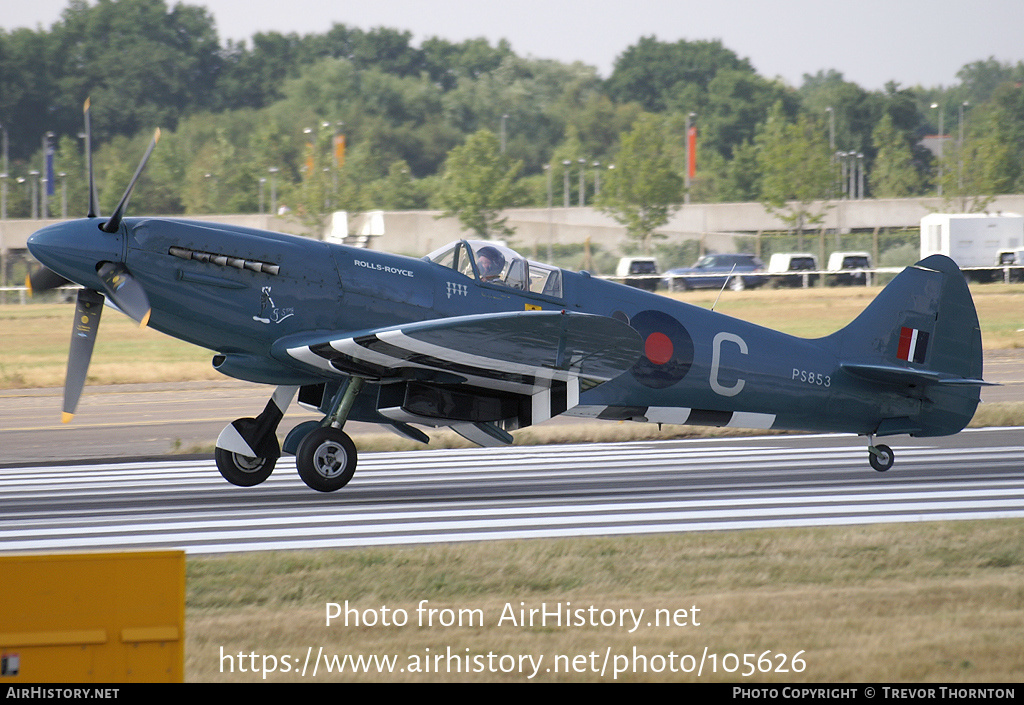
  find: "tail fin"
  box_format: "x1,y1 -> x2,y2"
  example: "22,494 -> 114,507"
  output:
829,254 -> 988,437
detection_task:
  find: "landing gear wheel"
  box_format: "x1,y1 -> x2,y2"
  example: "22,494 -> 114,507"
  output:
729,276 -> 745,291
869,444 -> 894,472
296,427 -> 357,492
215,446 -> 277,486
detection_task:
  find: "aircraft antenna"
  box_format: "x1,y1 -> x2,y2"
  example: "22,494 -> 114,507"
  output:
710,264 -> 738,311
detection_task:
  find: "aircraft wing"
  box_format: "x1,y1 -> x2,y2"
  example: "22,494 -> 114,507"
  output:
279,310 -> 641,390
274,310 -> 642,442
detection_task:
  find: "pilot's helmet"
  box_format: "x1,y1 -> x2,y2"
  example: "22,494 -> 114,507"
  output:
476,246 -> 505,279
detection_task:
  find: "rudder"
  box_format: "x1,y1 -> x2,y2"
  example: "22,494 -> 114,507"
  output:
829,254 -> 986,436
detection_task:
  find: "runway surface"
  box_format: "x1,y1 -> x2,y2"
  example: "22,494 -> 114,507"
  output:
2,428 -> 1022,555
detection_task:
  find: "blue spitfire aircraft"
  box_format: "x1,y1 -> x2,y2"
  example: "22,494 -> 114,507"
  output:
26,102 -> 991,492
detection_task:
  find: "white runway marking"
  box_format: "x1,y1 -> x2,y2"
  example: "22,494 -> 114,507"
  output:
2,433 -> 1022,554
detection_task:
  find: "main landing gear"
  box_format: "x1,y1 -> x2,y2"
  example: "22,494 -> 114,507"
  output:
214,378 -> 366,492
865,435 -> 895,472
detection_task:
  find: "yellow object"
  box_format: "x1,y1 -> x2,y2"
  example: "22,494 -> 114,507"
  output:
0,551 -> 184,682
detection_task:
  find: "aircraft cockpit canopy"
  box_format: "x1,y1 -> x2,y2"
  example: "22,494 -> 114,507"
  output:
425,240 -> 563,298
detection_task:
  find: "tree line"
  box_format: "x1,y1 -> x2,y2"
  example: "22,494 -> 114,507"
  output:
2,0 -> 1023,248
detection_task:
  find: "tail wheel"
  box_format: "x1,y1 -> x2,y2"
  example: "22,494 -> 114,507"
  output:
215,446 -> 277,486
869,444 -> 894,472
296,427 -> 357,492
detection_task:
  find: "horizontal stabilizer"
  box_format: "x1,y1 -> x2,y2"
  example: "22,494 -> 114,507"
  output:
841,362 -> 997,387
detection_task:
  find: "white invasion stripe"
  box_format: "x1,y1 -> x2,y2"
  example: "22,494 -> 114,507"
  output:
331,337 -> 409,369
286,345 -> 337,373
380,330 -> 570,381
564,406 -> 776,430
532,387 -> 551,423
387,331 -> 617,387
727,411 -> 776,429
331,337 -> 541,394
272,385 -> 299,411
215,423 -> 255,455
644,407 -> 693,424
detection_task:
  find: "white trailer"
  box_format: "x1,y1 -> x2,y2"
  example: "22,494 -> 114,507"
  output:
921,212 -> 1023,265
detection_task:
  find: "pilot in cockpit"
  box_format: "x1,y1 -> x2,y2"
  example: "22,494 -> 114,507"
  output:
475,246 -> 506,282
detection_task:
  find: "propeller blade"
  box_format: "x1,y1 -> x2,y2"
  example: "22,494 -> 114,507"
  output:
25,266 -> 70,296
97,262 -> 151,327
101,127 -> 160,234
84,98 -> 100,219
63,288 -> 104,423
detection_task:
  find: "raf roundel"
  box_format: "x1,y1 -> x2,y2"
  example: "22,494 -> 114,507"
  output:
629,310 -> 694,389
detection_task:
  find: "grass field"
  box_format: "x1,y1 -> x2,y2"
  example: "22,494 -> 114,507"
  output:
186,521 -> 1024,682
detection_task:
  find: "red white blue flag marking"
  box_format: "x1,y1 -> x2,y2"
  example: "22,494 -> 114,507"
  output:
897,326 -> 929,363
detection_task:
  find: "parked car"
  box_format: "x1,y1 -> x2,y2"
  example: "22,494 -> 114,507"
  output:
996,248 -> 1024,282
767,253 -> 819,287
616,257 -> 660,291
662,253 -> 766,292
826,251 -> 872,286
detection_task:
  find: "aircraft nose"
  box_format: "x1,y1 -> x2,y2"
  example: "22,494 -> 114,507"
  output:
27,219 -> 125,288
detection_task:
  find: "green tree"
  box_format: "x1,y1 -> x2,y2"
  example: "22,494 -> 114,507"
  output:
755,103 -> 834,245
700,70 -> 794,161
598,114 -> 683,253
606,36 -> 753,113
0,27 -> 56,161
798,70 -> 881,156
368,159 -> 429,210
936,84 -> 1024,210
52,0 -> 222,137
870,113 -> 923,198
436,129 -> 524,239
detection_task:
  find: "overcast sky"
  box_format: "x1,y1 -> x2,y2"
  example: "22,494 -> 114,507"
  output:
5,0 -> 1023,90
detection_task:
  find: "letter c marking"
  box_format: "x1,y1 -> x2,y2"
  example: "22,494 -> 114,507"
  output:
710,332 -> 747,397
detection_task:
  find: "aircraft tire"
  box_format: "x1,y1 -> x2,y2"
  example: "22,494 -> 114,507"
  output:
296,427 -> 357,492
869,444 -> 894,472
215,447 -> 277,486
728,276 -> 745,292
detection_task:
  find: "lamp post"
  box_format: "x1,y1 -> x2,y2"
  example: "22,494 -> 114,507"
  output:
59,172 -> 67,218
578,158 -> 586,207
42,132 -> 54,218
268,167 -> 279,215
846,152 -> 856,200
204,173 -> 216,212
29,170 -> 39,219
544,164 -> 553,261
0,121 -> 8,220
856,153 -> 864,200
562,160 -> 570,207
826,107 -> 835,151
958,101 -> 969,191
930,103 -> 944,196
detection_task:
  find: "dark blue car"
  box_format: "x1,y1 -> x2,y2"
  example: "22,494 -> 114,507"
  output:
662,254 -> 766,291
